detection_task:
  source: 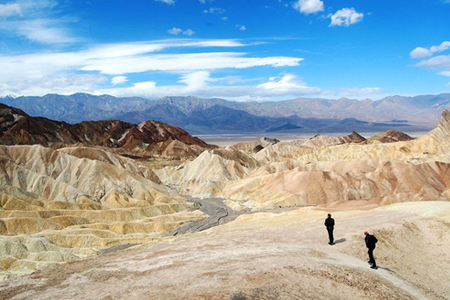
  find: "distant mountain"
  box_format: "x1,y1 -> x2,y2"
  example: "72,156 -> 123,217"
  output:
2,93 -> 450,134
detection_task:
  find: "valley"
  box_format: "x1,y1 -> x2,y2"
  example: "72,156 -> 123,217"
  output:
1,102 -> 450,299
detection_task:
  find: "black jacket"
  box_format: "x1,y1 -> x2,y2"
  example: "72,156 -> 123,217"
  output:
365,234 -> 378,249
324,217 -> 335,229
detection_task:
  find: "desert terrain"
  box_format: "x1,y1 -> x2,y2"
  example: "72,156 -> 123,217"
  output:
1,107 -> 450,299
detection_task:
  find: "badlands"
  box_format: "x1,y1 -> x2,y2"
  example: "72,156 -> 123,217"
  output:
1,108 -> 450,299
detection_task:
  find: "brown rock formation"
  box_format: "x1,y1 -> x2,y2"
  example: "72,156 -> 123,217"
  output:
368,130 -> 414,143
0,103 -> 213,158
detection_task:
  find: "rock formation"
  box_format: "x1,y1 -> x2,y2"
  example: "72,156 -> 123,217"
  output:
0,103 -> 214,159
1,103 -> 450,298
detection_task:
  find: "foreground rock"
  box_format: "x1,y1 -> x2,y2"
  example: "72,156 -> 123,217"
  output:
0,202 -> 448,300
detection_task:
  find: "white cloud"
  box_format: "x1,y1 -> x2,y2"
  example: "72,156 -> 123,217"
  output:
236,25 -> 246,31
410,41 -> 450,59
178,71 -> 211,90
168,27 -> 195,36
410,47 -> 432,59
0,73 -> 106,96
79,52 -> 301,75
168,27 -> 183,35
0,39 -> 304,99
183,29 -> 195,36
411,41 -> 450,79
329,8 -> 363,27
416,55 -> 450,72
15,19 -> 77,44
257,74 -> 320,95
293,0 -> 324,15
0,3 -> 22,17
203,7 -> 225,14
99,73 -> 320,101
0,0 -> 76,44
156,0 -> 175,4
111,76 -> 128,85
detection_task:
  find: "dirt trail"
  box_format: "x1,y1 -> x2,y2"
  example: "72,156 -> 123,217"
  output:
172,197 -> 243,235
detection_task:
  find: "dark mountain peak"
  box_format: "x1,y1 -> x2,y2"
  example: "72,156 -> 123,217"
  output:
340,131 -> 366,143
0,103 -> 212,157
368,130 -> 414,143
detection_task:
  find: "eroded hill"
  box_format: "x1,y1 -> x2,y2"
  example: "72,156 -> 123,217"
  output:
1,106 -> 450,299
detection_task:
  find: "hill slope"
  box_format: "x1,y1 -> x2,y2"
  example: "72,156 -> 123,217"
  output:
0,103 -> 213,158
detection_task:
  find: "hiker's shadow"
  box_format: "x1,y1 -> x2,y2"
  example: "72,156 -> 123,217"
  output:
377,266 -> 396,273
334,238 -> 346,244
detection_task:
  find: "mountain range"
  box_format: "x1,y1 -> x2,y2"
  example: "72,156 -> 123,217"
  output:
2,93 -> 450,134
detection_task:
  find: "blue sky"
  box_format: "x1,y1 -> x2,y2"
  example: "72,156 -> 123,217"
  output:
1,0 -> 450,101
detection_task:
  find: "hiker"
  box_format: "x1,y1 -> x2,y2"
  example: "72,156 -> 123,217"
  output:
324,213 -> 335,245
364,231 -> 378,269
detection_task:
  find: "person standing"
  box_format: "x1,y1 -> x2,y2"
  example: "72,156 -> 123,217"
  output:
324,213 -> 335,245
364,231 -> 378,269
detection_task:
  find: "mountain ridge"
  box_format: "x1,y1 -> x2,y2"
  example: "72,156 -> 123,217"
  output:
2,93 -> 450,133
0,102 -> 214,158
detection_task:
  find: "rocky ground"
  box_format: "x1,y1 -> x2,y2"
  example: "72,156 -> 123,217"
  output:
0,201 -> 449,300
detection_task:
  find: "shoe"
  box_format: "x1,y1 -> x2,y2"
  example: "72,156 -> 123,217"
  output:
370,266 -> 378,269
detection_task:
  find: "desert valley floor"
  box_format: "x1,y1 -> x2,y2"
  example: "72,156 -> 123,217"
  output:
1,108 -> 450,299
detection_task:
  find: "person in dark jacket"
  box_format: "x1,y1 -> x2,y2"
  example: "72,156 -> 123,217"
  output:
364,231 -> 378,269
324,213 -> 335,245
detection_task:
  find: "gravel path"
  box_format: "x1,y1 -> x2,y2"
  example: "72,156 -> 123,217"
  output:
172,197 -> 243,235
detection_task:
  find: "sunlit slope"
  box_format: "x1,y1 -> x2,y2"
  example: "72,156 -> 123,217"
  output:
0,145 -> 204,277
157,110 -> 450,210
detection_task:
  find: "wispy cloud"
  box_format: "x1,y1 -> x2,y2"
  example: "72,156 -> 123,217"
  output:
203,7 -> 226,14
329,8 -> 363,27
0,39 -> 305,99
99,72 -> 319,101
0,3 -> 22,17
0,0 -> 77,44
156,0 -> 175,5
292,0 -> 324,15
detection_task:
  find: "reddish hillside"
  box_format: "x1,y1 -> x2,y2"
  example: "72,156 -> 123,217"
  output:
0,103 -> 213,155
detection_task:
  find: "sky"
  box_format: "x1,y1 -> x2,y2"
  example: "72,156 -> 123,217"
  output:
1,0 -> 450,101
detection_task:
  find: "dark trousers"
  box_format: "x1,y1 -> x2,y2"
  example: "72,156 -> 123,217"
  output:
368,248 -> 376,267
327,227 -> 334,244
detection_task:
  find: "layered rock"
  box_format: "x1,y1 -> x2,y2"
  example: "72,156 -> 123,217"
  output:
0,103 -> 213,158
157,110 -> 450,211
0,144 -> 205,277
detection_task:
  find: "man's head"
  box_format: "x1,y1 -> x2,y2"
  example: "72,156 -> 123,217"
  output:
364,231 -> 369,236
327,213 -> 331,217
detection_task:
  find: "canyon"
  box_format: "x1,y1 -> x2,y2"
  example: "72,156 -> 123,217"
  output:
0,103 -> 449,299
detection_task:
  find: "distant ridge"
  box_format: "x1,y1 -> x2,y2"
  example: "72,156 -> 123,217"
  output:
0,102 -> 213,158
2,93 -> 450,133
